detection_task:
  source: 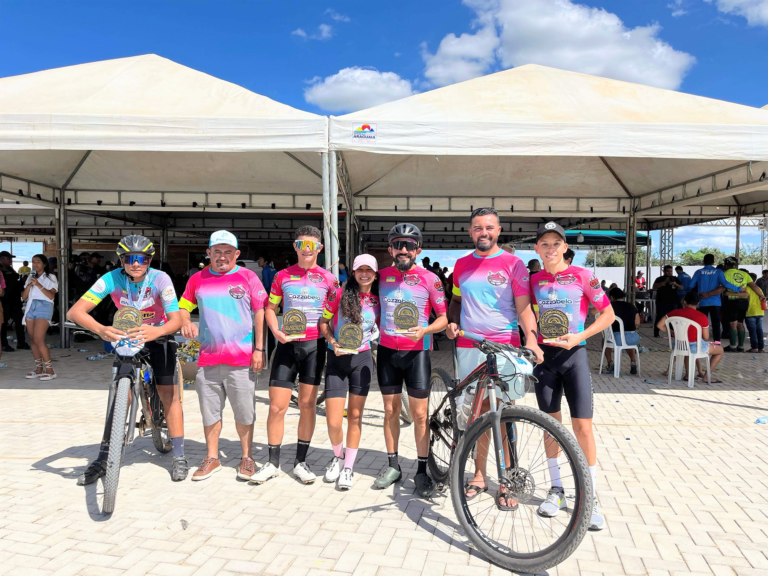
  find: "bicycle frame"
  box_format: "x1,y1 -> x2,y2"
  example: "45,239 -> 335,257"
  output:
102,351 -> 154,451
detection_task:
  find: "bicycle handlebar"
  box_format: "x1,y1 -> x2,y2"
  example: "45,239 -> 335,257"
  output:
458,330 -> 537,361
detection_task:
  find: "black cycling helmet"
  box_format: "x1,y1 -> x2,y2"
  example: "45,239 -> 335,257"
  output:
724,256 -> 738,268
388,223 -> 422,247
116,235 -> 156,258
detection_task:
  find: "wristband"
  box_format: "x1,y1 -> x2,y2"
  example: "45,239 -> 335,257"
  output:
254,347 -> 265,352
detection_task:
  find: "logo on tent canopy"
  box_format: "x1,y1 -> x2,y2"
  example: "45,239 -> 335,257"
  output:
353,123 -> 377,142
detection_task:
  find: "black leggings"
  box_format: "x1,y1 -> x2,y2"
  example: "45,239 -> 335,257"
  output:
533,346 -> 593,419
376,345 -> 431,399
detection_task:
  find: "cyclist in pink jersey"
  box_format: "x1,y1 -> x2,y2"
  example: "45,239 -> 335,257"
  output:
529,222 -> 614,531
446,207 -> 543,508
374,223 -> 447,498
252,225 -> 336,485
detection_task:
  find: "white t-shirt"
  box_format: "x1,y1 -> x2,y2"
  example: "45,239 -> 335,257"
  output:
25,273 -> 58,303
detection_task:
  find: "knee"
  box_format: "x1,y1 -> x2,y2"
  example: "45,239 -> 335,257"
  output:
410,403 -> 428,422
298,398 -> 316,412
571,420 -> 593,438
269,402 -> 288,419
347,410 -> 362,428
383,401 -> 400,419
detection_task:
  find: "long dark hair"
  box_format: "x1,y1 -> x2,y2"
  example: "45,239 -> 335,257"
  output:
340,273 -> 379,325
32,254 -> 55,280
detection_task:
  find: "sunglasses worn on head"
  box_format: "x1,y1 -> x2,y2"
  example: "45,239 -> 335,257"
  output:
295,240 -> 320,251
123,254 -> 150,265
390,240 -> 418,252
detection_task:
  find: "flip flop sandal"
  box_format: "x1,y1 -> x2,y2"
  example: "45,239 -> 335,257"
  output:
464,483 -> 488,500
707,377 -> 722,383
496,490 -> 519,511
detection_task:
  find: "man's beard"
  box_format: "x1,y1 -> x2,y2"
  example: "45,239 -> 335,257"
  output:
395,254 -> 415,272
474,235 -> 496,252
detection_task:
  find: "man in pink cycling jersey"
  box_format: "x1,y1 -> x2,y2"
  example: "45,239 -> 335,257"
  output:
375,223 -> 447,497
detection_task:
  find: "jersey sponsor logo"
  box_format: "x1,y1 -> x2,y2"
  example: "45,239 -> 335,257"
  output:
557,274 -> 576,285
161,286 -> 176,303
92,278 -> 107,294
364,294 -> 378,307
286,288 -> 322,302
522,276 -> 529,282
593,294 -> 603,302
403,273 -> 420,286
308,271 -> 324,283
142,311 -> 156,320
434,281 -> 444,292
386,276 -> 396,282
487,271 -> 508,286
119,297 -> 155,309
229,285 -> 246,299
436,297 -> 445,304
327,290 -> 337,302
589,277 -> 600,289
538,280 -> 549,285
733,272 -> 745,284
290,275 -> 301,280
333,280 -> 341,288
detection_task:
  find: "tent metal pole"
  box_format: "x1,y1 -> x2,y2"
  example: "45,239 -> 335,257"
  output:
646,227 -> 652,290
56,200 -> 70,348
321,152 -> 332,269
330,152 -> 340,278
160,223 -> 169,265
625,212 -> 637,305
735,206 -> 741,259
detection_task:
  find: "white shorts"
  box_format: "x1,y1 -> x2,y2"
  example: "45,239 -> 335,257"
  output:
456,347 -> 525,401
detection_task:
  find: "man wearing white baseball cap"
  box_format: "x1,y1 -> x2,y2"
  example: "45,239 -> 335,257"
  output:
318,254 -> 381,489
179,230 -> 268,482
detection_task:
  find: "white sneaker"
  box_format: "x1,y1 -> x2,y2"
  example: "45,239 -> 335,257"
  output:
538,487 -> 567,517
337,468 -> 353,490
324,457 -> 344,483
293,462 -> 317,484
589,500 -> 606,531
250,462 -> 279,484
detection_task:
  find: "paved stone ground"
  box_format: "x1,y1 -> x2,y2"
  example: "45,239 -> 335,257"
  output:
1,324 -> 767,576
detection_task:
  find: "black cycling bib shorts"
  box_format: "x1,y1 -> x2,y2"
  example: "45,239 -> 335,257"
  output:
116,340 -> 178,387
325,349 -> 374,398
376,345 -> 431,399
533,345 -> 594,419
269,339 -> 327,388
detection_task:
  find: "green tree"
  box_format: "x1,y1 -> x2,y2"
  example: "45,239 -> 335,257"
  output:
584,246 -> 660,267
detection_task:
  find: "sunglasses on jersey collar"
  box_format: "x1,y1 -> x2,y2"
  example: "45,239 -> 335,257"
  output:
121,254 -> 150,265
295,239 -> 321,251
390,240 -> 419,252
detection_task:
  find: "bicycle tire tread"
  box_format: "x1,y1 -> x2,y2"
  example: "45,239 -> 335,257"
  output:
103,377 -> 131,514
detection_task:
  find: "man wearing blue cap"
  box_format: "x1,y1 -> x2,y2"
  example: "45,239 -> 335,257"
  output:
179,231 -> 268,482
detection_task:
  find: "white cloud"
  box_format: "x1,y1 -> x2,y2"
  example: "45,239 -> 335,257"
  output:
304,67 -> 415,112
291,28 -> 307,39
422,0 -> 696,91
325,8 -> 350,22
668,0 -> 688,16
292,24 -> 334,41
705,0 -> 768,26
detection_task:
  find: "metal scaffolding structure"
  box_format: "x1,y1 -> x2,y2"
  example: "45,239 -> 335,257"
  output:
660,228 -> 674,272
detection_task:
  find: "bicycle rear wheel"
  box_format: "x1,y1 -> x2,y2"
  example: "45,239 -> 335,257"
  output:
103,377 -> 131,514
427,367 -> 457,484
451,405 -> 592,572
400,387 -> 413,424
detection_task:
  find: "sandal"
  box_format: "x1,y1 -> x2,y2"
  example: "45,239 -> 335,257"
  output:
26,358 -> 44,379
496,487 -> 519,511
464,483 -> 488,500
39,360 -> 57,381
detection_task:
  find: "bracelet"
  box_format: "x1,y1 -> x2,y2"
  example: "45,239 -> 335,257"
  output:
254,347 -> 265,352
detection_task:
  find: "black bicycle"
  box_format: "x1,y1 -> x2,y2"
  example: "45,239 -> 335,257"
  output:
428,331 -> 592,572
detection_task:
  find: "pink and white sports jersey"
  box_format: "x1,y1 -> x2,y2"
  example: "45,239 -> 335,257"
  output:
269,264 -> 337,341
179,266 -> 267,367
452,249 -> 531,348
322,287 -> 381,352
378,265 -> 447,351
530,266 -> 610,346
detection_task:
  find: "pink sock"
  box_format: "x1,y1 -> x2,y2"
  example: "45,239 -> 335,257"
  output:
344,448 -> 358,471
332,443 -> 344,459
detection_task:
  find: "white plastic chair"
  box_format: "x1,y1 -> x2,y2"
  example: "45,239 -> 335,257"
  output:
664,317 -> 710,388
598,316 -> 641,378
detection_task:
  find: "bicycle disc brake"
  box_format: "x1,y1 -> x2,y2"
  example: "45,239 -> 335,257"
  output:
502,467 -> 536,504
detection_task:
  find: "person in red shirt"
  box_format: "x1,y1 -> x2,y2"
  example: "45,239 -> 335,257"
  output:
657,291 -> 724,382
635,271 -> 646,291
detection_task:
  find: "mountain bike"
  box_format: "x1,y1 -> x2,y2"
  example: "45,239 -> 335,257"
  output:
427,331 -> 592,572
77,330 -> 181,514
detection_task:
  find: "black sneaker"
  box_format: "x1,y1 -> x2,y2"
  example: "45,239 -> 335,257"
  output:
2,345 -> 15,353
736,347 -> 745,353
77,460 -> 107,486
723,346 -> 736,352
172,456 -> 189,481
415,472 -> 436,499
630,363 -> 637,375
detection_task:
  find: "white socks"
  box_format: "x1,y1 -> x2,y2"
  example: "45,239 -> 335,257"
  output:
548,457 -> 562,488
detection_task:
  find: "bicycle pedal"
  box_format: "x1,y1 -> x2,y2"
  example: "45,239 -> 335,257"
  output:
436,483 -> 447,493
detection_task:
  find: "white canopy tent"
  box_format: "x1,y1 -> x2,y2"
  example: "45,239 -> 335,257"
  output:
0,54 -> 335,346
329,64 -> 768,293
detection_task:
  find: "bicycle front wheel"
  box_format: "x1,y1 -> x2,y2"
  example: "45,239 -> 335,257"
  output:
103,377 -> 131,514
451,405 -> 592,572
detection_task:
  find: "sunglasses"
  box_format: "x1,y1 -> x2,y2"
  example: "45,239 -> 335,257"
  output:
390,240 -> 419,252
122,254 -> 150,265
295,240 -> 321,251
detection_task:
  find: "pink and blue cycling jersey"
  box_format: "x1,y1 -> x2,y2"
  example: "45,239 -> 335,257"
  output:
530,266 -> 610,346
322,288 -> 381,352
452,249 -> 530,348
269,264 -> 337,341
378,265 -> 447,351
82,268 -> 179,326
179,266 -> 267,367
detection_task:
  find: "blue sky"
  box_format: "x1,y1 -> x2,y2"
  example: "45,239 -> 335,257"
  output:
1,0 -> 766,263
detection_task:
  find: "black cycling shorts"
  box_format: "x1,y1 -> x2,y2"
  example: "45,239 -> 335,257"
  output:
270,339 -> 326,388
143,340 -> 178,386
723,298 -> 749,323
533,345 -> 593,419
376,345 -> 431,399
325,349 -> 374,398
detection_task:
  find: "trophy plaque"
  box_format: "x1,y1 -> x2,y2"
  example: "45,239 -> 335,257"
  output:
337,324 -> 363,354
113,307 -> 143,332
394,302 -> 419,333
539,309 -> 569,343
283,309 -> 308,339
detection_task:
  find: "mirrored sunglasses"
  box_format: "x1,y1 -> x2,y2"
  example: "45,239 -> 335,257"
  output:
390,240 -> 419,252
295,239 -> 321,251
123,254 -> 150,265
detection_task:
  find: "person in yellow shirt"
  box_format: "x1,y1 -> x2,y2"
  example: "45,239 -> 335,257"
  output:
722,258 -> 765,352
746,272 -> 766,353
18,261 -> 31,276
